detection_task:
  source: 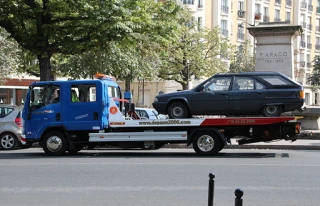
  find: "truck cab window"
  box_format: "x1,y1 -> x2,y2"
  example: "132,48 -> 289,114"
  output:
30,85 -> 60,111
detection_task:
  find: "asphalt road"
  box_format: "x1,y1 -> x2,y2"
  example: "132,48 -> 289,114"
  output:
0,148 -> 320,206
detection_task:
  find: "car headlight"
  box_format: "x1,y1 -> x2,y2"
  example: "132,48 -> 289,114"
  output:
154,98 -> 158,102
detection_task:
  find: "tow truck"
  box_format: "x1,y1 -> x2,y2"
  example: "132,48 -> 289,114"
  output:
21,74 -> 301,156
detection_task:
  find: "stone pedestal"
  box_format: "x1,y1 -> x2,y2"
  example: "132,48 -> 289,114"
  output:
247,22 -> 302,79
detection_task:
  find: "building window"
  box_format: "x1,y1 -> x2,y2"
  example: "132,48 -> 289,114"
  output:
221,20 -> 228,37
198,17 -> 203,31
255,3 -> 261,13
275,9 -> 281,22
286,12 -> 291,22
238,1 -> 244,10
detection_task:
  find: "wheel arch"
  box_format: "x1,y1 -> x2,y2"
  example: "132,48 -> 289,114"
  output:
166,98 -> 191,114
187,128 -> 227,146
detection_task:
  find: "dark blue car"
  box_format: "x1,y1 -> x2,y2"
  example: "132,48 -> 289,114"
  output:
152,72 -> 305,119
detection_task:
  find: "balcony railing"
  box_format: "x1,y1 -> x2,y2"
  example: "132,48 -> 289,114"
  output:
307,43 -> 312,49
286,0 -> 292,6
300,41 -> 306,48
237,33 -> 245,40
316,45 -> 320,50
274,18 -> 281,22
300,61 -> 305,67
301,22 -> 307,28
221,30 -> 228,37
263,16 -> 270,22
307,63 -> 312,68
238,10 -> 245,18
308,5 -> 313,12
183,0 -> 194,4
307,24 -> 312,30
301,2 -> 307,9
221,6 -> 229,14
275,0 -> 281,4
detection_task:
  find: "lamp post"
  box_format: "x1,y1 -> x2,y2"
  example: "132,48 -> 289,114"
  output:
186,59 -> 190,90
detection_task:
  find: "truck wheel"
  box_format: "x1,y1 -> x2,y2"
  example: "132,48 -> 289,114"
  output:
42,131 -> 67,156
0,132 -> 18,150
261,105 -> 282,117
192,131 -> 221,156
167,102 -> 189,119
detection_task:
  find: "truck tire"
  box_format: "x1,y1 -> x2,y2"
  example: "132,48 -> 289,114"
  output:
42,131 -> 68,156
167,102 -> 189,119
192,131 -> 221,156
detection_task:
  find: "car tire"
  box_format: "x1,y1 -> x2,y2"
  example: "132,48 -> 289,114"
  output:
192,131 -> 222,156
0,132 -> 18,150
42,131 -> 68,156
261,105 -> 282,117
167,102 -> 189,119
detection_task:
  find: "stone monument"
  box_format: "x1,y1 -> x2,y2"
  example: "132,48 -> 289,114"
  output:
247,22 -> 302,79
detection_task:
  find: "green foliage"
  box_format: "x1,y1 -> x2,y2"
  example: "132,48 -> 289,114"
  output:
0,0 -> 181,81
157,9 -> 233,90
0,28 -> 20,84
309,56 -> 320,89
229,40 -> 255,73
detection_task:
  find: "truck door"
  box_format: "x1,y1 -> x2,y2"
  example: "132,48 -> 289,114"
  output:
63,83 -> 104,131
23,85 -> 62,140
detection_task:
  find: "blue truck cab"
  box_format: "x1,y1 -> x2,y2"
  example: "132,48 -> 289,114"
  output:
21,76 -> 122,154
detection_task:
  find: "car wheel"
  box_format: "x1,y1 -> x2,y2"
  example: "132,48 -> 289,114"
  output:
192,131 -> 222,156
167,102 -> 189,119
261,105 -> 282,117
42,131 -> 68,156
0,132 -> 18,150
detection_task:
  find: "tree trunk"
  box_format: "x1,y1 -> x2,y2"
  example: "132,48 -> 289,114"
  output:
125,75 -> 131,92
38,55 -> 52,81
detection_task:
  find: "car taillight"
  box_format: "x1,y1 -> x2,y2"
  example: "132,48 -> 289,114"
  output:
299,90 -> 304,99
15,117 -> 22,127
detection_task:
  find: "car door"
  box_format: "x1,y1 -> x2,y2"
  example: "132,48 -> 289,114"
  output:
228,76 -> 266,113
191,76 -> 231,115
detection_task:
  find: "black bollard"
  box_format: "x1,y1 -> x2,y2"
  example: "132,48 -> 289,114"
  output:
234,188 -> 244,206
208,173 -> 215,206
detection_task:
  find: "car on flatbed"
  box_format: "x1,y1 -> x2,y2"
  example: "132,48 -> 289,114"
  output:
153,71 -> 304,119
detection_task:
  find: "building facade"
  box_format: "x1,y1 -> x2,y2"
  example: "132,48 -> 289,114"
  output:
1,0 -> 319,107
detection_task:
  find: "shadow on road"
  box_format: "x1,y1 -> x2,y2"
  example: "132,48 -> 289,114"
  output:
0,148 -> 290,159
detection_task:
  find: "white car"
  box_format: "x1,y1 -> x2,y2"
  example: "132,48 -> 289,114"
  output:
135,107 -> 160,119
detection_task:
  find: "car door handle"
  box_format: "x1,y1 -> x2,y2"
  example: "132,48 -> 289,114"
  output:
256,92 -> 263,94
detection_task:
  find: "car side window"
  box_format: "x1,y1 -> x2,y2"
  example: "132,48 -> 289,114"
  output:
205,77 -> 232,91
139,110 -> 149,119
0,107 -> 14,118
233,77 -> 265,90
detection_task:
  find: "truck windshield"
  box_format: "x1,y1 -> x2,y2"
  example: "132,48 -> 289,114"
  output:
30,85 -> 60,111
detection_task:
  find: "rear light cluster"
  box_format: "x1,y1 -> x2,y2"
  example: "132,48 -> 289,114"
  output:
15,117 -> 22,127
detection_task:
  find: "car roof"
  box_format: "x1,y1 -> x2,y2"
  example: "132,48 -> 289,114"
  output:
214,71 -> 282,76
0,104 -> 22,109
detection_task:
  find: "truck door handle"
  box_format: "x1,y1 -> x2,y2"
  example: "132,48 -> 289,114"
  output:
56,113 -> 61,121
94,112 -> 98,120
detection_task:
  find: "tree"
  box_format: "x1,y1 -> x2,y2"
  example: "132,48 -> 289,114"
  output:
229,40 -> 255,73
0,28 -> 20,84
0,0 -> 180,81
157,10 -> 233,90
309,56 -> 320,90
